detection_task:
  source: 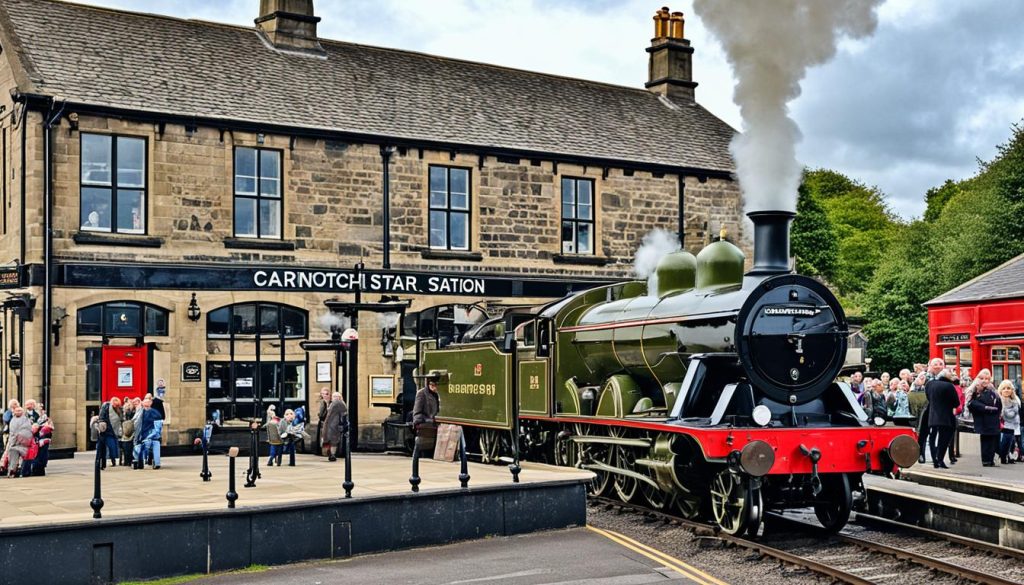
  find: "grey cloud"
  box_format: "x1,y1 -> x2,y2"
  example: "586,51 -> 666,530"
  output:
792,0 -> 1024,218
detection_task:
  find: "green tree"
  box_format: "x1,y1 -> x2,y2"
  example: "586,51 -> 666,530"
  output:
862,228 -> 936,373
791,181 -> 838,280
800,169 -> 900,296
923,179 -> 959,222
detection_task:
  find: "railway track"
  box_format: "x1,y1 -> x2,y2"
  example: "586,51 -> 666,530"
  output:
589,496 -> 1024,585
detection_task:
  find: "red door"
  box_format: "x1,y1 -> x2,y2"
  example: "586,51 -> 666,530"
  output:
101,344 -> 150,403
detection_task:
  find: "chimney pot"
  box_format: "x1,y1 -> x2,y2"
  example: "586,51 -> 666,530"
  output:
670,12 -> 685,39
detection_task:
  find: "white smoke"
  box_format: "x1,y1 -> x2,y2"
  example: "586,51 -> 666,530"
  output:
317,312 -> 350,334
377,311 -> 401,329
633,229 -> 681,295
692,0 -> 883,213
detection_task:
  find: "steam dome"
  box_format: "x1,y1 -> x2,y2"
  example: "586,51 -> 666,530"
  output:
655,251 -> 697,297
696,237 -> 744,290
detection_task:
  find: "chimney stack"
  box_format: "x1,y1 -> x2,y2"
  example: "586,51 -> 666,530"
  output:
746,211 -> 795,275
256,0 -> 324,54
645,7 -> 697,103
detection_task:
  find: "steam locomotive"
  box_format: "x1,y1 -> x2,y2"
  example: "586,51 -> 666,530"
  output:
396,211 -> 918,536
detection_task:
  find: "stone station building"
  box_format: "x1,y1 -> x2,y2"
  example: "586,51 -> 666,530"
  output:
0,0 -> 742,450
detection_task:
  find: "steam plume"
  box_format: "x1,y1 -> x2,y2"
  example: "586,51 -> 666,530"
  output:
633,229 -> 681,295
692,0 -> 883,212
317,312 -> 350,334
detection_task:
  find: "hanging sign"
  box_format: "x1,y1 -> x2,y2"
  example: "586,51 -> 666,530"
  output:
182,362 -> 202,382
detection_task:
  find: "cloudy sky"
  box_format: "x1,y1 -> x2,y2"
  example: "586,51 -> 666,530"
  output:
72,0 -> 1024,219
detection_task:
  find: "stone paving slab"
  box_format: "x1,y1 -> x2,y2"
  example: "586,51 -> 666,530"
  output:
0,454 -> 591,529
911,431 -> 1024,490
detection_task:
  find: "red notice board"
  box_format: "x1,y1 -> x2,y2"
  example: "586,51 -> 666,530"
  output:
101,344 -> 150,403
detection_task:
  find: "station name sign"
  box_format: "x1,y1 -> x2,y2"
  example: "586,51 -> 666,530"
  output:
57,262 -> 611,298
936,333 -> 970,343
253,269 -> 485,295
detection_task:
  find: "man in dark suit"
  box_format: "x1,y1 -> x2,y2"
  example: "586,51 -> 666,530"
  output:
925,368 -> 959,468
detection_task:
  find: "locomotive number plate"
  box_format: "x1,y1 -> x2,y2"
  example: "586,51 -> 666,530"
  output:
761,304 -> 821,317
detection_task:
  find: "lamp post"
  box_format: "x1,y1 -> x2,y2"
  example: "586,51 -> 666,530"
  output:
341,327 -> 358,498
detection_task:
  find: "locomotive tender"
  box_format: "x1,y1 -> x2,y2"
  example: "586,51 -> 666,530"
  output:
413,211 -> 919,535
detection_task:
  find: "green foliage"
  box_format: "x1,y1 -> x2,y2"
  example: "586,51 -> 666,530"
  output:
923,179 -> 959,222
798,169 -> 899,296
862,230 -> 936,373
791,182 -> 837,280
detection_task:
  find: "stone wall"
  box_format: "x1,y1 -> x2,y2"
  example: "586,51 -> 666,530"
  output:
48,117 -> 747,273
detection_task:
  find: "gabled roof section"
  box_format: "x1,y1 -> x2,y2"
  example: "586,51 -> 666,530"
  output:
0,0 -> 737,173
925,253 -> 1024,307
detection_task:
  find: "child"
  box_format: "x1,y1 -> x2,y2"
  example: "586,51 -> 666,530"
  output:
264,405 -> 283,466
32,417 -> 53,476
279,409 -> 303,467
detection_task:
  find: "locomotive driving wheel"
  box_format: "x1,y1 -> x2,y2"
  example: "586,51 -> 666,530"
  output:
553,429 -> 576,468
574,423 -> 611,496
610,427 -> 639,502
640,482 -> 671,511
710,470 -> 762,536
478,428 -> 504,464
813,474 -> 852,533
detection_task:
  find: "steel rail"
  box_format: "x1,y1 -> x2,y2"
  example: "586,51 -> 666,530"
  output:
767,513 -> 1022,585
589,497 -> 873,585
854,511 -> 1024,561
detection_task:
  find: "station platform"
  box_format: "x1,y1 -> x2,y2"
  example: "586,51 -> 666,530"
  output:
862,436 -> 1024,550
0,453 -> 592,584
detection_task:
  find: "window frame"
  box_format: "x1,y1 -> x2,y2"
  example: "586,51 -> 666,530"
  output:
80,132 -> 149,235
427,165 -> 472,251
206,302 -> 308,339
233,146 -> 285,240
991,344 -> 1022,391
560,176 -> 595,255
76,301 -> 169,337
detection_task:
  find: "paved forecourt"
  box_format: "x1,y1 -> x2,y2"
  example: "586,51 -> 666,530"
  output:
190,527 -> 717,585
0,454 -> 593,584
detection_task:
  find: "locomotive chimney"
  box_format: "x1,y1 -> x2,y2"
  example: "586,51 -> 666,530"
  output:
746,211 -> 795,275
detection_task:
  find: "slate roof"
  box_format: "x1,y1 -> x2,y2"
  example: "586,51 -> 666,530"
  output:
0,0 -> 736,173
925,253 -> 1024,306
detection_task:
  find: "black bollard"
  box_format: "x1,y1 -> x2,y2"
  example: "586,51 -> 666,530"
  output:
458,431 -> 470,489
244,421 -> 260,488
409,436 -> 421,493
199,434 -> 212,482
90,448 -> 104,519
342,421 -> 354,498
226,446 -> 239,509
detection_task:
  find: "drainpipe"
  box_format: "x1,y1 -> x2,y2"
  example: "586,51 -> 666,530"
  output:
41,100 -> 63,409
380,145 -> 395,270
677,174 -> 686,248
18,102 -> 25,265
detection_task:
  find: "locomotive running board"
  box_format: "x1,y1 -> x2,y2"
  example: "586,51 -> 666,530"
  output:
570,436 -> 652,448
580,461 -> 661,490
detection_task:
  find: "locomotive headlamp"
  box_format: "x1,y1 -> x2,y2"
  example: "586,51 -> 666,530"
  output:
738,440 -> 775,477
873,416 -> 886,427
751,405 -> 772,427
886,434 -> 920,468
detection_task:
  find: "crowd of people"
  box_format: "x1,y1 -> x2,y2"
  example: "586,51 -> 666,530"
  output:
0,398 -> 53,477
849,357 -> 1023,469
92,391 -> 169,470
